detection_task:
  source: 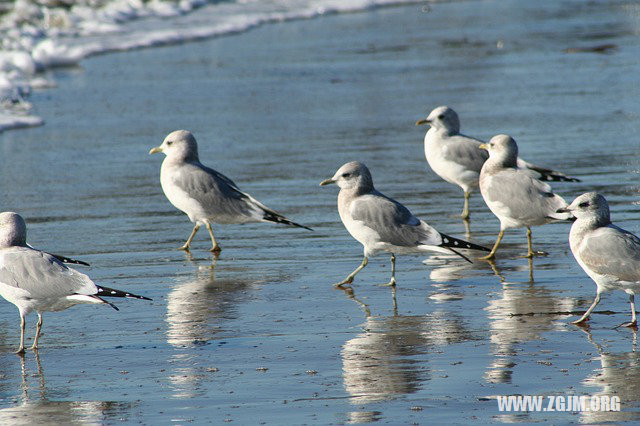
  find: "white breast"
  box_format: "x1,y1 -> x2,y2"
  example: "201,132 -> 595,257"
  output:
160,167 -> 209,224
425,133 -> 479,191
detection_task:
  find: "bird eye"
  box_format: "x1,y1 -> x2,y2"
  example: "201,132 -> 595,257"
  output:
578,202 -> 589,208
166,141 -> 173,145
341,172 -> 350,178
437,114 -> 445,120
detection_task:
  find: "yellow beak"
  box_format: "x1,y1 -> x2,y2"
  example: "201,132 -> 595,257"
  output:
319,178 -> 335,186
149,146 -> 162,155
478,143 -> 488,150
415,118 -> 430,126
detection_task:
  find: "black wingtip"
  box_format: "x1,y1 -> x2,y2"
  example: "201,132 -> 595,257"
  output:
263,212 -> 313,231
285,219 -> 313,231
527,164 -> 580,183
537,174 -> 581,183
97,286 -> 152,301
93,295 -> 119,310
440,233 -> 491,253
446,247 -> 473,263
49,253 -> 90,266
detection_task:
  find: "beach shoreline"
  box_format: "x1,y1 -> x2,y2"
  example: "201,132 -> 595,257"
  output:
0,0 -> 427,133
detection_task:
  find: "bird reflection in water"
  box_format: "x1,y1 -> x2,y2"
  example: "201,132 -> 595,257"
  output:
165,254 -> 259,398
0,353 -> 130,424
166,254 -> 260,347
336,281 -> 397,316
424,252 -> 495,304
337,251 -> 491,317
484,270 -> 575,383
424,253 -> 478,283
337,286 -> 371,317
579,328 -> 640,423
340,312 -> 475,422
429,248 -> 540,285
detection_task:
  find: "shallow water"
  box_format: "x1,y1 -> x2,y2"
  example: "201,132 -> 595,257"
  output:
0,0 -> 640,423
0,0 -> 416,132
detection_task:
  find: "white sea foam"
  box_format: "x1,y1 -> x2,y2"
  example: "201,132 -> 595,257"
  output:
0,0 -> 423,133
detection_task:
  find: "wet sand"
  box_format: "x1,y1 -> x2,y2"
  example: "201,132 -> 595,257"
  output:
1,0 -> 640,423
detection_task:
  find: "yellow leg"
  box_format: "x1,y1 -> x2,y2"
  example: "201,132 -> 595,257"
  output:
178,224 -> 200,251
461,190 -> 471,220
524,227 -> 548,258
573,292 -> 601,325
615,294 -> 638,328
205,222 -> 221,254
479,230 -> 504,260
30,313 -> 43,350
334,257 -> 368,287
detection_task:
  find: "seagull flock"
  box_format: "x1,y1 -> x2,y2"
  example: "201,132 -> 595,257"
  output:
0,106 -> 637,353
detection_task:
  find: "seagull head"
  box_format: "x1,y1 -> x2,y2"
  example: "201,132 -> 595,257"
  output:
558,192 -> 610,224
415,106 -> 460,134
320,161 -> 374,191
478,134 -> 518,167
0,212 -> 27,248
149,130 -> 200,162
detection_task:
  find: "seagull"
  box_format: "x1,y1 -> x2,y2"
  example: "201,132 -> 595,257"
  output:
0,212 -> 151,354
416,106 -> 579,220
149,130 -> 311,253
320,161 -> 490,287
478,134 -> 573,260
558,192 -> 640,327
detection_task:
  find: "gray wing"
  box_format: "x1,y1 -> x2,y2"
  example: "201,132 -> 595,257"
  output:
171,162 -> 260,220
481,168 -> 568,222
577,225 -> 640,282
171,162 -> 309,228
0,247 -> 97,298
350,192 -> 441,247
440,134 -> 488,173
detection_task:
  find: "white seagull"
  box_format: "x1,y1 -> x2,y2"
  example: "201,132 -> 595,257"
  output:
0,212 -> 151,353
149,130 -> 311,253
558,192 -> 640,327
478,134 -> 573,260
416,106 -> 579,219
320,161 -> 489,287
